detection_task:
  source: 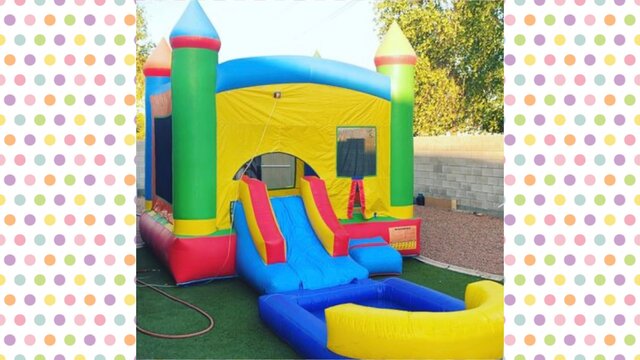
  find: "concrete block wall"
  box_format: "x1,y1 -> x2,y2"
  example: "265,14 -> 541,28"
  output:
414,135 -> 504,216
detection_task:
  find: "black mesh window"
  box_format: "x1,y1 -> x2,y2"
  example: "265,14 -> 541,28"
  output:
154,116 -> 172,203
337,127 -> 376,178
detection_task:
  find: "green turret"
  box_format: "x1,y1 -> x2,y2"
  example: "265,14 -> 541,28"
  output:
375,22 -> 417,219
169,0 -> 221,236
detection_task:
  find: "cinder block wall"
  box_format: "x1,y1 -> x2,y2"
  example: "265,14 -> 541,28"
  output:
414,135 -> 504,216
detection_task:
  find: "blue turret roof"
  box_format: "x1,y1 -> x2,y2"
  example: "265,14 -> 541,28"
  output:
170,0 -> 219,40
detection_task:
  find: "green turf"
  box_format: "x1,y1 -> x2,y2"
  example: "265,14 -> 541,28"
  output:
338,212 -> 396,224
136,247 -> 484,359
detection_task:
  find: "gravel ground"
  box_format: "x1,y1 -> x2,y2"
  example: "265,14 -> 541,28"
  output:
136,197 -> 503,275
415,205 -> 503,276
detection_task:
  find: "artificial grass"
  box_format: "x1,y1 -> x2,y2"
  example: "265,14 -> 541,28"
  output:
338,212 -> 396,224
136,246 -> 483,359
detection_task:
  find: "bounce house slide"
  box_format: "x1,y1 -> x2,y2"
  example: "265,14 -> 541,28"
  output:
234,179 -> 368,294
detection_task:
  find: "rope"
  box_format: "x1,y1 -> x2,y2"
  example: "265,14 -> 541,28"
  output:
229,96 -> 279,223
136,277 -> 215,339
238,97 -> 279,180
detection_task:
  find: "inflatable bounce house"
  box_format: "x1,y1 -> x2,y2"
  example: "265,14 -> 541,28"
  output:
140,1 -> 503,358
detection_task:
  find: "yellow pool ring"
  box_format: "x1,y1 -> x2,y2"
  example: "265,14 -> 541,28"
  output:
325,280 -> 504,359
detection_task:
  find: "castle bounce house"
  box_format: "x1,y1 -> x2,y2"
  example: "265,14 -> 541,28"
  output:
140,1 -> 503,358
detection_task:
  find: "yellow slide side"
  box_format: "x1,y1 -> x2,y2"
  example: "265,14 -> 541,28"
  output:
238,178 -> 268,263
326,280 -> 504,359
299,177 -> 335,255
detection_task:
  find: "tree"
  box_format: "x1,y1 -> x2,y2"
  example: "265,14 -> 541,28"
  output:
414,58 -> 462,136
136,5 -> 153,140
375,0 -> 504,135
454,0 -> 504,133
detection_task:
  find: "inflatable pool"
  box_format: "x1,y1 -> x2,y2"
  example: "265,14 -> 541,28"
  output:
260,278 -> 503,359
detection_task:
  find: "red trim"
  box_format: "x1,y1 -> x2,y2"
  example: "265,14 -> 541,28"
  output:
349,242 -> 387,250
303,176 -> 349,256
358,180 -> 367,214
139,213 -> 236,284
347,180 -> 366,219
242,176 -> 287,264
356,180 -> 365,217
344,218 -> 421,256
143,68 -> 171,77
170,36 -> 221,51
347,181 -> 356,219
374,55 -> 417,67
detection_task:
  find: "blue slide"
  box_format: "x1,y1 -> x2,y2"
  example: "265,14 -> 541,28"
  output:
233,196 -> 369,294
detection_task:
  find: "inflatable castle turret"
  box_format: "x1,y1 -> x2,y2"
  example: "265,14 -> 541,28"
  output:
169,0 -> 221,236
142,38 -> 172,211
140,1 -> 236,284
374,22 -> 417,219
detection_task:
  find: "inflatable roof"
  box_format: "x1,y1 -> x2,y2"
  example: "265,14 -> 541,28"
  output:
153,56 -> 391,100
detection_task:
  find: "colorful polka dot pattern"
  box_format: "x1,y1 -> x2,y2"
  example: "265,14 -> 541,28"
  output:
505,1 -> 640,358
0,1 -> 136,358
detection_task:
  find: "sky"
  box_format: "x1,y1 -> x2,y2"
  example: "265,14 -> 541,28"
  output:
138,0 -> 382,71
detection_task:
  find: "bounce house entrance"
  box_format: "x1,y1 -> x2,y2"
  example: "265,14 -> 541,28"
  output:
234,152 -> 317,196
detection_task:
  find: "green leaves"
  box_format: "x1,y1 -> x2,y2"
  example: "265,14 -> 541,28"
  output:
413,58 -> 461,135
376,0 -> 504,135
136,5 -> 152,140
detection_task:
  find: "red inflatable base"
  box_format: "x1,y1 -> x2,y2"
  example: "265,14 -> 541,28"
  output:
343,218 -> 422,256
139,213 -> 236,285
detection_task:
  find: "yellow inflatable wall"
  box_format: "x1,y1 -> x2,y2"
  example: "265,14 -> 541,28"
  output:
215,83 -> 394,230
325,280 -> 504,359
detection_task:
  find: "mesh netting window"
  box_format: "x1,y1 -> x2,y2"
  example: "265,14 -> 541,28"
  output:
154,116 -> 173,203
260,153 -> 296,189
234,152 -> 296,190
337,127 -> 376,178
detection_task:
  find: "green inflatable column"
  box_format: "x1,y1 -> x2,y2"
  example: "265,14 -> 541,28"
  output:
169,0 -> 221,236
375,22 -> 417,219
